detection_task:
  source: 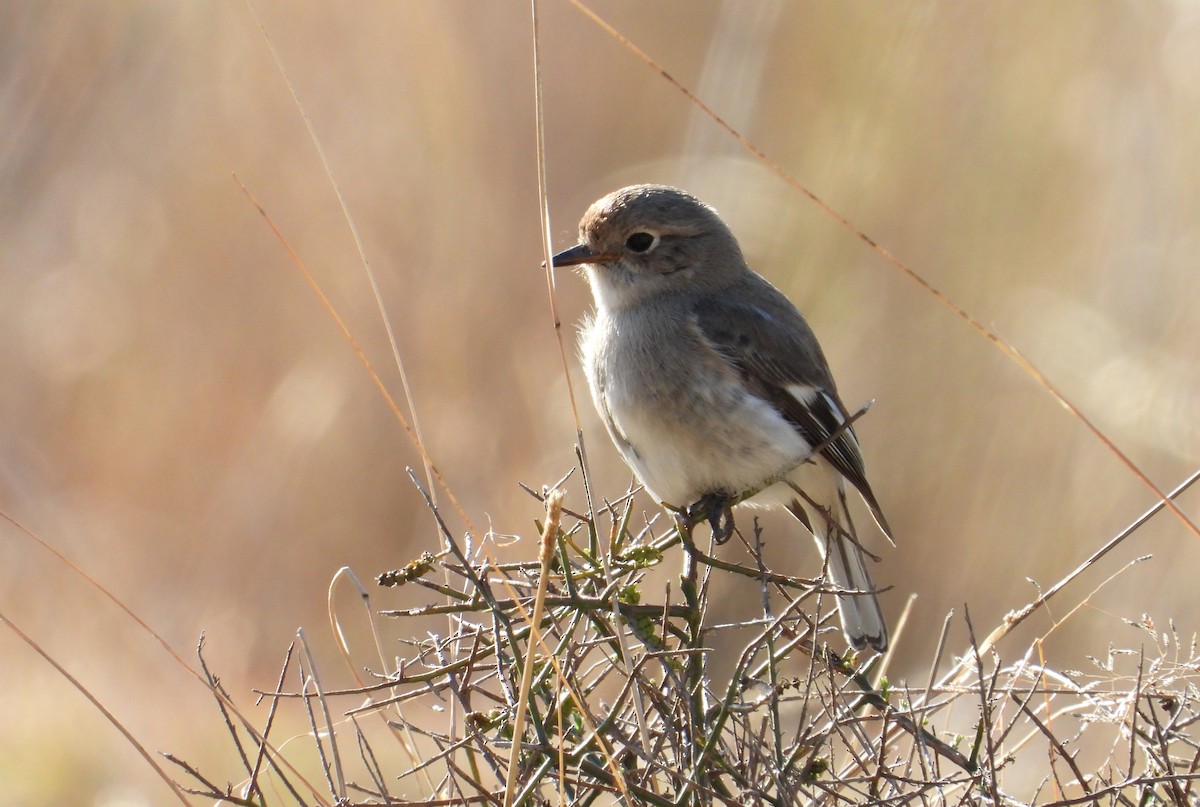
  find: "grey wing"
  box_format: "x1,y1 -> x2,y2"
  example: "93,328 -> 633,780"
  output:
692,285 -> 893,540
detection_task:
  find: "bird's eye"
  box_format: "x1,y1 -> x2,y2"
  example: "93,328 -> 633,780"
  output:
625,232 -> 658,253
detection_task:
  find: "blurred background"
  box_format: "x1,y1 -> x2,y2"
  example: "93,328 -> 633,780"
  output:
2,2 -> 1198,803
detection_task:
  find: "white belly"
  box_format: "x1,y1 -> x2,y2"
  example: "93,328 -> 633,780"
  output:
584,313 -> 812,507
618,385 -> 808,506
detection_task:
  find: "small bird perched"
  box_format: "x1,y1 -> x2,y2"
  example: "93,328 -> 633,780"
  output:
552,184 -> 892,652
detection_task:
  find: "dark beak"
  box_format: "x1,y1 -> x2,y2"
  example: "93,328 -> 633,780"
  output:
551,243 -> 615,268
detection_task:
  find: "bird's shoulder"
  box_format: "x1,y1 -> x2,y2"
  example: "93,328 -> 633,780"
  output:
689,272 -> 835,390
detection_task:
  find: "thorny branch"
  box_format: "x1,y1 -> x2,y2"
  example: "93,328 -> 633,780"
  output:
174,473 -> 1200,806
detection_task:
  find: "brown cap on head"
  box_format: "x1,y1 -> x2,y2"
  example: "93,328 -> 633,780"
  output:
551,185 -> 747,309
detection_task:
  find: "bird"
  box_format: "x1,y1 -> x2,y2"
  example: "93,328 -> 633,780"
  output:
552,184 -> 892,652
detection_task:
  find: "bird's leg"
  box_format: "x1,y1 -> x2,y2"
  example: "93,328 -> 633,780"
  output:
687,492 -> 736,544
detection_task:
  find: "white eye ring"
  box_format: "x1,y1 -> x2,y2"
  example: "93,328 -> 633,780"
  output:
624,231 -> 659,254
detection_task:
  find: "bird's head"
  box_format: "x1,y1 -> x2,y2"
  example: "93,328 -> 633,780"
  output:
552,185 -> 746,311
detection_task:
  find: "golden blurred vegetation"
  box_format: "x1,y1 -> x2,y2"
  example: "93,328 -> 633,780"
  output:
1,2 -> 1197,803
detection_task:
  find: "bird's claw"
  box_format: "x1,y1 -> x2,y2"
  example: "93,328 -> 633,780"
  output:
688,493 -> 736,544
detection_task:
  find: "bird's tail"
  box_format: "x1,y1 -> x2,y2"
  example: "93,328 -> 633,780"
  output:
787,490 -> 889,653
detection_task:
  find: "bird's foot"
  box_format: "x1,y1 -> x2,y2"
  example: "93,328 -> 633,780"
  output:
687,492 -> 736,544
